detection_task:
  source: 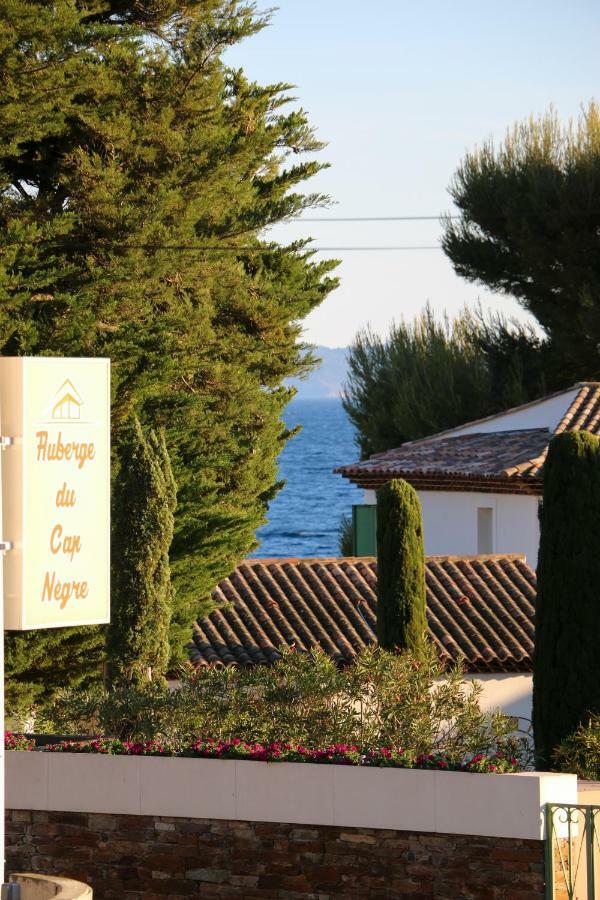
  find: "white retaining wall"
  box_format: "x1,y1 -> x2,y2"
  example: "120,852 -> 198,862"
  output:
6,751 -> 576,841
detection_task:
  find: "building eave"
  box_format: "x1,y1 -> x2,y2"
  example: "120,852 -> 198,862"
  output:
338,470 -> 543,495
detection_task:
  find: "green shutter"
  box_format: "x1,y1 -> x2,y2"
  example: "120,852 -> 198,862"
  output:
352,504 -> 377,556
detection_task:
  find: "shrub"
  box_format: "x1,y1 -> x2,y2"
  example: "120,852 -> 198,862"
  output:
552,715 -> 600,781
38,645 -> 529,767
35,680 -> 178,744
338,514 -> 354,556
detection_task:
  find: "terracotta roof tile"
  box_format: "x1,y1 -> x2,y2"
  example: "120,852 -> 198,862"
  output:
336,383 -> 600,491
190,556 -> 536,674
336,428 -> 549,490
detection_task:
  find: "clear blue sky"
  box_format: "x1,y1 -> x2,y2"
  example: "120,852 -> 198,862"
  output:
226,1 -> 600,347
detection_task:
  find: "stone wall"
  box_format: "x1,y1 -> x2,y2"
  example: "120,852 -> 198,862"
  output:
6,809 -> 546,900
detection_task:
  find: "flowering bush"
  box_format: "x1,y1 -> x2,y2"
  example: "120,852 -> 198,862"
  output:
461,751 -> 520,774
42,738 -> 174,756
184,739 -> 519,772
4,732 -> 34,752
186,739 -> 365,765
4,731 -> 520,772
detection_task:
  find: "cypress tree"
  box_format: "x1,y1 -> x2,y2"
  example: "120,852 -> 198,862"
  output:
533,431 -> 600,767
106,420 -> 176,686
376,479 -> 427,651
1,1 -> 338,712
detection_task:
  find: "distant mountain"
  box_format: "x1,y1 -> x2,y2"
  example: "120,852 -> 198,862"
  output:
287,346 -> 349,399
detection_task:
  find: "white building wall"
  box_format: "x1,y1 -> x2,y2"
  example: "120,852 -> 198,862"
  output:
358,387 -> 583,564
464,673 -> 533,725
438,387 -> 578,438
363,489 -> 540,567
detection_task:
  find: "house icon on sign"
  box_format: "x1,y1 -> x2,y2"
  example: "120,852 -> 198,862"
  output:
51,380 -> 83,421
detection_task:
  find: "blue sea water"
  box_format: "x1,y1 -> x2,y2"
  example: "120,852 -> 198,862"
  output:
250,398 -> 363,558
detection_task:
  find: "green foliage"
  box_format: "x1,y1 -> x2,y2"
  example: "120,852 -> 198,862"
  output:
338,514 -> 353,556
376,479 -> 427,652
107,419 -> 176,686
533,431 -> 600,767
343,305 -> 556,458
40,644 -> 527,765
553,715 -> 600,781
2,1 -> 338,702
0,1 -> 116,155
5,626 -> 104,725
443,102 -> 600,382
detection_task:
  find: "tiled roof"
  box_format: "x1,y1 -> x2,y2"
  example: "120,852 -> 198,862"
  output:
336,382 -> 600,491
336,429 -> 549,491
190,556 -> 536,674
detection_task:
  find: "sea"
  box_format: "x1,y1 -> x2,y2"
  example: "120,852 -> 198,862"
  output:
250,397 -> 362,559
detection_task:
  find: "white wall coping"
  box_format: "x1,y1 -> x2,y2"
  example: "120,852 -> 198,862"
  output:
6,751 -> 577,841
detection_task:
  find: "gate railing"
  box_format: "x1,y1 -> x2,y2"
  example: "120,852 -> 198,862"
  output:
546,803 -> 600,899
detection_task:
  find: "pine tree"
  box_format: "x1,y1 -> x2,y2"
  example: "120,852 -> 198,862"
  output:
376,479 -> 427,652
533,431 -> 600,767
1,1 -> 338,711
443,102 -> 600,382
106,420 -> 176,686
343,305 -> 560,459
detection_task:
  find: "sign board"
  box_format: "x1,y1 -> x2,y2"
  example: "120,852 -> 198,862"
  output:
0,357 -> 110,629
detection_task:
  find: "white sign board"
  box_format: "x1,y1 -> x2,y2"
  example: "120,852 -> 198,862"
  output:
0,357 -> 110,629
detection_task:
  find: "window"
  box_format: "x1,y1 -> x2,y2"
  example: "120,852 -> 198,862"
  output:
477,507 -> 494,554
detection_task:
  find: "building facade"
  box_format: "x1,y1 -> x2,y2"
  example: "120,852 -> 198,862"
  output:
338,382 -> 600,569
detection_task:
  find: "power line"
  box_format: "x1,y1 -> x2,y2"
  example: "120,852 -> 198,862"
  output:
5,197 -> 460,224
291,245 -> 442,251
299,246 -> 442,251
287,215 -> 458,222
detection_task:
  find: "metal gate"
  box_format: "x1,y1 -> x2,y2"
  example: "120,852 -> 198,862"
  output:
546,803 -> 600,898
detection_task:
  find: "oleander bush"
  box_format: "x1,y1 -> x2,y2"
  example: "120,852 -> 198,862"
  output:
35,645 -> 529,768
552,715 -> 600,781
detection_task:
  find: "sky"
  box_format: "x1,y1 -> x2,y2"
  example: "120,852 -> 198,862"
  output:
225,0 -> 600,347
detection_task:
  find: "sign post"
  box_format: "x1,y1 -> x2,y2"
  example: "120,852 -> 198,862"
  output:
0,357 -> 110,885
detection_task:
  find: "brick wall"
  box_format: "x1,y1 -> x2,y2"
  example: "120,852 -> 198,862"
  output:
6,809 -> 546,900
